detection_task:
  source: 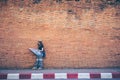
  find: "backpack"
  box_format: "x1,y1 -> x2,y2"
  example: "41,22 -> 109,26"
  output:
42,51 -> 46,58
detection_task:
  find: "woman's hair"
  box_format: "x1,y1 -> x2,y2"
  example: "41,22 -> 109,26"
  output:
38,41 -> 44,50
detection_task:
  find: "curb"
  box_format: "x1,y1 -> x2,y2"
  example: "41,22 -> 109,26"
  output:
0,72 -> 120,79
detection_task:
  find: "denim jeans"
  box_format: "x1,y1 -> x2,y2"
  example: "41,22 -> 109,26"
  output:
34,57 -> 43,68
33,0 -> 41,4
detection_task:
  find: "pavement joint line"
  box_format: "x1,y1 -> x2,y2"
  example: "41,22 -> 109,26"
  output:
0,72 -> 120,79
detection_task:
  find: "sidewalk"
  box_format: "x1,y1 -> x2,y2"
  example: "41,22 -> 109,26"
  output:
0,68 -> 120,79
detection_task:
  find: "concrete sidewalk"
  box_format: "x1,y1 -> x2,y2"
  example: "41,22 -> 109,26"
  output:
0,68 -> 120,73
0,69 -> 120,79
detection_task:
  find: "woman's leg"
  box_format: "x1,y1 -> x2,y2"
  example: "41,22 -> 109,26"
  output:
32,58 -> 38,69
38,58 -> 43,69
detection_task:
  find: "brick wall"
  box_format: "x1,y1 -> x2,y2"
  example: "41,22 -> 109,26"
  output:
0,0 -> 120,69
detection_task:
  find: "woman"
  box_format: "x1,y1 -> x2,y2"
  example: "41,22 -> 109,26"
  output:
32,40 -> 46,69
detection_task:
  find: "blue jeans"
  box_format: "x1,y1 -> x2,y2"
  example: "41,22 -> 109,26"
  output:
33,0 -> 41,4
34,57 -> 43,68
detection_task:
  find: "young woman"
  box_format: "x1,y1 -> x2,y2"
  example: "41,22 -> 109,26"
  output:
30,40 -> 46,70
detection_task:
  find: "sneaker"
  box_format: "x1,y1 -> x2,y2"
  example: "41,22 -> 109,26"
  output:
38,67 -> 42,70
32,67 -> 37,70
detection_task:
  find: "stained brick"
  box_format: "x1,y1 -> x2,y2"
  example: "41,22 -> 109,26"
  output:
0,0 -> 120,69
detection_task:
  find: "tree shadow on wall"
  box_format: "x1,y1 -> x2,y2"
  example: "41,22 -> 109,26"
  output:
0,0 -> 8,10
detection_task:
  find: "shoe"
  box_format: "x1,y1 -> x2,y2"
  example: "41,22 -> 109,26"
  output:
38,67 -> 42,70
32,67 -> 37,70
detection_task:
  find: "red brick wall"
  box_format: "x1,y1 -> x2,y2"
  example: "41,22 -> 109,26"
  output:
0,0 -> 120,69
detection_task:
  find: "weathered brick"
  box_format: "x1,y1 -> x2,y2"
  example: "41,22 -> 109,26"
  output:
0,0 -> 120,69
